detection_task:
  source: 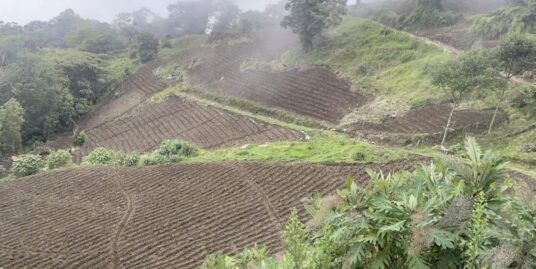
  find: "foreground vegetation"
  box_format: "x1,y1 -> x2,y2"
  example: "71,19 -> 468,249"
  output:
203,138 -> 536,269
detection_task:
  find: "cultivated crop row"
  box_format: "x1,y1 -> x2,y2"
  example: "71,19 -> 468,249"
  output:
76,97 -> 304,159
0,160 -> 420,269
346,104 -> 506,135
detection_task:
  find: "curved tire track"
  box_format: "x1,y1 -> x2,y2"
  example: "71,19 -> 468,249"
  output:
110,175 -> 136,269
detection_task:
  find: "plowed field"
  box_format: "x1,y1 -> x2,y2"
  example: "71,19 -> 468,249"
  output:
73,96 -> 304,160
173,30 -> 372,124
82,60 -> 170,130
345,104 -> 507,135
0,161 -> 420,269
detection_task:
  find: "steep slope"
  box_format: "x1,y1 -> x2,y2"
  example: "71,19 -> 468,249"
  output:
171,28 -> 371,124
73,96 -> 304,161
0,160 -> 420,269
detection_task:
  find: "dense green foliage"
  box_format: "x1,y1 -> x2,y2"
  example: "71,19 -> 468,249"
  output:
81,139 -> 199,167
495,33 -> 536,79
0,9 -> 142,154
401,0 -> 460,29
11,154 -> 44,178
46,149 -> 74,170
130,32 -> 159,63
82,147 -> 117,165
471,0 -> 536,39
0,99 -> 24,158
431,52 -> 504,145
158,139 -> 199,159
281,0 -> 347,51
74,131 -> 87,147
203,138 -> 536,268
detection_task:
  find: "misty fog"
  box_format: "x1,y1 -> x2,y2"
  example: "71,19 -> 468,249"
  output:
0,0 -> 281,24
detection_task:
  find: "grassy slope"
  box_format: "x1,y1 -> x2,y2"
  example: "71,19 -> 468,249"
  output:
151,20 -> 533,171
192,136 -> 411,164
280,17 -> 535,170
282,18 -> 450,109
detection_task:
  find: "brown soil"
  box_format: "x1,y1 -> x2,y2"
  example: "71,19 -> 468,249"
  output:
174,29 -> 372,124
66,96 -> 304,161
345,104 -> 507,135
0,160 -> 421,269
82,60 -> 170,131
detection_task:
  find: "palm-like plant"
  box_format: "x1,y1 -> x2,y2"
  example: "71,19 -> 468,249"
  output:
202,137 -> 535,269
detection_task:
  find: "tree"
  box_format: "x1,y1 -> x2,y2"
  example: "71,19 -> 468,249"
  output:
4,56 -> 75,141
168,0 -> 215,35
264,0 -> 288,19
281,0 -> 347,52
113,13 -> 138,47
66,23 -> 126,54
131,32 -> 159,63
0,99 -> 24,158
11,154 -> 44,178
212,0 -> 241,32
414,0 -> 442,11
431,53 -> 497,147
489,34 -> 536,134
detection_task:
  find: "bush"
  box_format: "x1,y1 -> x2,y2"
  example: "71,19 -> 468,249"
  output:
116,152 -> 141,167
203,137 -> 536,269
157,139 -> 199,159
82,147 -> 117,165
11,155 -> 44,178
74,131 -> 87,146
46,150 -> 74,170
139,154 -> 160,167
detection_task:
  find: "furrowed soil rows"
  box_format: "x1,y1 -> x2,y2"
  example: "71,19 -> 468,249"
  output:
74,96 -> 304,160
173,29 -> 372,124
345,104 -> 507,135
0,160 -> 422,269
83,60 -> 170,130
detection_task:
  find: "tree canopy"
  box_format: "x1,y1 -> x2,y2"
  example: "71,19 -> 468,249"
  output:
281,0 -> 347,52
0,99 -> 24,158
431,52 -> 502,146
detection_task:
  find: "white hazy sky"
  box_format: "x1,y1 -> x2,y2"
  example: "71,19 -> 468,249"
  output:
0,0 -> 279,24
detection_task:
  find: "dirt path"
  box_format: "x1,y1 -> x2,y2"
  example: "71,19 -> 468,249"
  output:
401,27 -> 534,85
110,174 -> 136,269
233,163 -> 284,231
405,31 -> 462,55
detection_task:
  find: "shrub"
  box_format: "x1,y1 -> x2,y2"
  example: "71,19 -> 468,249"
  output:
11,155 -> 44,178
46,150 -> 74,170
139,154 -> 160,167
116,152 -> 141,167
203,137 -> 536,268
157,139 -> 199,159
74,131 -> 87,146
82,147 -> 117,165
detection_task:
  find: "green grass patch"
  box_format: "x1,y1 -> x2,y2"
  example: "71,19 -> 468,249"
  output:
153,81 -> 330,130
281,17 -> 450,107
192,136 -> 411,164
159,34 -> 207,59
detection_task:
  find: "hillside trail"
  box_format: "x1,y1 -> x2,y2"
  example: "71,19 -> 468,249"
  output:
399,27 -> 533,85
110,170 -> 137,269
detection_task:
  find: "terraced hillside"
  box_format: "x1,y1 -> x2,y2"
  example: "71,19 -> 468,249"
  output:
81,61 -> 170,131
0,161 -> 420,269
71,96 -> 304,160
173,30 -> 371,124
345,104 -> 507,135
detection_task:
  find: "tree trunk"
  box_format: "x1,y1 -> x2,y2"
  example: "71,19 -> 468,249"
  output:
0,53 -> 5,73
487,90 -> 506,135
441,102 -> 457,147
